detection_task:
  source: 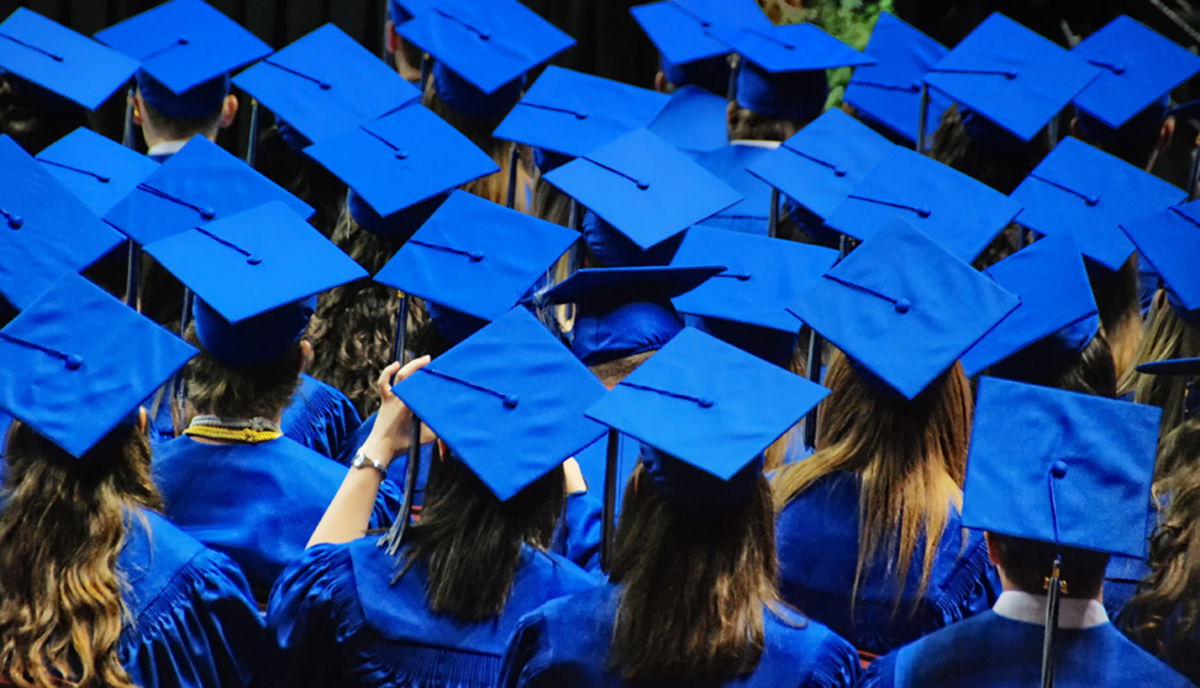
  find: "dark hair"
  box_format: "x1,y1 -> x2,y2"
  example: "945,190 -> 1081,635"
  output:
397,446 -> 565,622
992,331 -> 1117,399
182,324 -> 304,421
252,123 -> 347,238
988,533 -> 1109,600
727,103 -> 805,142
0,77 -> 92,153
608,463 -> 781,682
141,98 -> 224,142
930,104 -> 1049,194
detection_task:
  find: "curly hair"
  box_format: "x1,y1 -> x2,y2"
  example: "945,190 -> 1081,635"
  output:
0,422 -> 162,688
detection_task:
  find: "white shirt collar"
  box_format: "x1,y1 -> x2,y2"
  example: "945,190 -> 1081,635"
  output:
993,591 -> 1109,629
729,139 -> 781,149
147,139 -> 190,157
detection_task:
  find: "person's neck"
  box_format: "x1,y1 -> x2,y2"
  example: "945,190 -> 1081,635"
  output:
142,127 -> 217,152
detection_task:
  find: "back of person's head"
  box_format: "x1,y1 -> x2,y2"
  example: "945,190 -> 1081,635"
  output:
726,98 -> 808,143
138,91 -> 225,143
399,443 -> 565,622
0,76 -> 91,154
252,122 -> 348,238
1120,292 -> 1200,439
608,459 -> 779,682
0,421 -> 161,688
421,75 -> 511,206
773,351 -> 972,603
183,322 -> 305,422
990,329 -> 1118,399
1073,102 -> 1171,170
1088,255 -> 1145,381
930,104 -> 1050,194
986,533 -> 1109,600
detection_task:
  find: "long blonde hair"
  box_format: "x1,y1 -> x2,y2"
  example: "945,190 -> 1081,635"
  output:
772,352 -> 972,605
1118,291 -> 1200,443
0,422 -> 162,688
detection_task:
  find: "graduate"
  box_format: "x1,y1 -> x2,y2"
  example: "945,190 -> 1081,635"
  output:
631,0 -> 736,96
501,327 -> 860,687
383,0 -> 430,82
774,220 -> 1018,656
860,376 -> 1192,687
144,203 -> 402,601
94,0 -> 270,161
0,272 -> 266,687
269,309 -> 602,687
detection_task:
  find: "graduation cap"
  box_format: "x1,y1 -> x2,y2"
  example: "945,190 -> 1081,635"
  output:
0,134 -> 126,311
389,0 -> 434,25
960,235 -> 1099,378
585,326 -> 829,515
36,127 -> 158,216
824,145 -> 1021,261
544,127 -> 742,251
533,265 -> 722,366
394,307 -> 608,501
1120,200 -> 1200,324
1011,136 -> 1185,271
0,272 -> 196,458
1136,357 -> 1200,421
0,7 -> 138,111
788,218 -> 1019,400
304,102 -> 499,220
844,11 -> 951,145
1072,15 -> 1200,132
719,21 -> 873,121
374,190 -> 578,338
398,0 -> 574,118
746,107 -> 894,220
493,66 -> 671,160
103,135 -> 314,246
690,145 -> 776,235
647,85 -> 729,154
924,13 -> 1101,142
94,0 -> 270,119
630,0 -> 738,95
232,24 -> 421,146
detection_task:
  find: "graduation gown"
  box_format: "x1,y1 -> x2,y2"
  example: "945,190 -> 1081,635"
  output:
119,508 -> 268,687
282,374 -> 363,460
776,471 -> 1000,655
500,584 -> 862,687
154,436 -> 402,600
551,492 -> 604,573
267,535 -> 600,687
858,610 -> 1194,687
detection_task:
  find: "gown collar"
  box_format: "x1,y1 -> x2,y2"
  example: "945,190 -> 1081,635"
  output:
993,590 -> 1108,629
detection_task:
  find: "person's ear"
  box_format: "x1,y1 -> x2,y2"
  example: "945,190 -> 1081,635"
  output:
726,99 -> 737,131
132,91 -> 145,126
219,93 -> 239,129
984,532 -> 1001,567
298,339 -> 314,375
653,71 -> 668,93
1158,116 -> 1176,152
1067,116 -> 1080,138
385,19 -> 400,56
137,406 -> 149,435
435,438 -> 447,460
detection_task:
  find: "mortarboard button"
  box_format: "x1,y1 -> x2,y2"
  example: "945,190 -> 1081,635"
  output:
1120,200 -> 1200,323
0,7 -> 138,111
395,308 -> 608,501
963,376 -> 1161,558
788,218 -> 1019,400
0,272 -> 196,457
1011,136 -> 1185,271
36,127 -> 158,216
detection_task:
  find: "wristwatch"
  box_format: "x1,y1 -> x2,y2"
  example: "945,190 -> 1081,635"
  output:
350,449 -> 389,478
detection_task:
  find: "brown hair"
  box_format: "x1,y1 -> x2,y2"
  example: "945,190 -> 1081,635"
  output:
1091,255 -> 1145,382
726,103 -> 805,142
0,421 -> 162,688
772,352 -> 972,606
930,104 -> 1049,194
987,533 -> 1109,600
608,463 -> 782,682
422,78 -> 512,207
1119,292 -> 1200,443
397,446 -> 565,622
182,324 -> 304,422
140,96 -> 224,142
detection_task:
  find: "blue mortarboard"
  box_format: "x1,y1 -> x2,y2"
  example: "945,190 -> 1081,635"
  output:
690,144 -> 775,235
534,265 -> 722,366
585,326 -> 829,513
395,308 -> 608,501
0,272 -> 196,458
305,103 -> 499,219
103,135 -> 314,246
1120,201 -> 1200,324
963,376 -> 1161,558
647,85 -> 729,154
95,0 -> 270,119
191,296 -> 315,369
844,12 -> 951,145
144,201 -> 367,325
825,145 -> 1021,261
630,0 -> 738,94
389,0 -> 434,25
924,13 -> 1101,142
1011,136 -> 1185,271
961,235 -> 1099,378
0,8 -> 137,111
1072,16 -> 1200,131
36,127 -> 158,216
0,135 -> 125,311
346,188 -> 446,240
399,0 -> 573,117
374,190 -> 578,329
544,127 -> 742,251
720,22 -> 872,121
789,219 -> 1019,400
746,108 -> 894,220
1138,358 -> 1200,376
493,66 -> 671,159
232,24 -> 420,146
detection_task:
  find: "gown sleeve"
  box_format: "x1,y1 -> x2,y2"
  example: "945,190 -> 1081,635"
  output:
855,651 -> 898,688
499,609 -> 561,688
804,628 -> 863,688
282,375 -> 364,461
369,475 -> 405,529
551,492 -> 603,574
119,547 -> 268,688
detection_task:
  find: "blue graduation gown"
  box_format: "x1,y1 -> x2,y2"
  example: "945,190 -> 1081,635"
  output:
282,374 -> 363,460
154,436 -> 402,599
858,611 -> 1194,687
776,471 -> 1000,655
500,584 -> 862,687
119,508 -> 268,687
551,492 -> 604,573
689,144 -> 776,236
268,535 -> 600,687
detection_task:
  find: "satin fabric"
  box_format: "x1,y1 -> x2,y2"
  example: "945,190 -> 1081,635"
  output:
282,374 -> 363,460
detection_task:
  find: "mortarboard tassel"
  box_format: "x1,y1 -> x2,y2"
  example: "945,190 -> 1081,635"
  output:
600,428 -> 619,573
1042,460 -> 1069,688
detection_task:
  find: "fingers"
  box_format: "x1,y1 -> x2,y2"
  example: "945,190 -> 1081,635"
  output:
377,362 -> 401,400
395,355 -> 432,384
